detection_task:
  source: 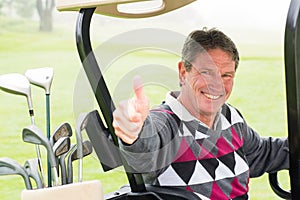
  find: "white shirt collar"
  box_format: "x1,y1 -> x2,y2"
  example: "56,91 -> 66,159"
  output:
164,91 -> 221,130
165,91 -> 200,122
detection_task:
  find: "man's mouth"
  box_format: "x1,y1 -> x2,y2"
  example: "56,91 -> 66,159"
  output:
202,92 -> 222,100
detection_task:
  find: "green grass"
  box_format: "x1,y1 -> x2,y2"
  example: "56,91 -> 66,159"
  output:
0,17 -> 289,199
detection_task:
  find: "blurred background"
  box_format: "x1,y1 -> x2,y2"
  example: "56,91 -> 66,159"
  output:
0,0 -> 291,199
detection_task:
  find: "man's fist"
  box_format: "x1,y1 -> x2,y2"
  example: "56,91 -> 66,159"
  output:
113,76 -> 149,144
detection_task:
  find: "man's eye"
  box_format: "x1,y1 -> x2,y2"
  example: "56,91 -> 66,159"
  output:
222,73 -> 234,78
201,70 -> 210,75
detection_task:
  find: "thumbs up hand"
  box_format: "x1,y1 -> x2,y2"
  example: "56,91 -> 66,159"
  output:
113,76 -> 149,144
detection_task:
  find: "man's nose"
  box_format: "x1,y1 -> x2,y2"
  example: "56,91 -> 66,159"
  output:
205,72 -> 225,94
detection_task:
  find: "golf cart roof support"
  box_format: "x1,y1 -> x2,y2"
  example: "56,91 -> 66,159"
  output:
75,7 -> 146,193
269,0 -> 300,199
285,0 -> 300,198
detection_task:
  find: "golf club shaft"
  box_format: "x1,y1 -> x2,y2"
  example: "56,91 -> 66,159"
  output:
31,113 -> 46,188
35,144 -> 45,188
67,157 -> 73,184
46,94 -> 51,187
78,158 -> 83,182
59,156 -> 67,185
51,166 -> 59,186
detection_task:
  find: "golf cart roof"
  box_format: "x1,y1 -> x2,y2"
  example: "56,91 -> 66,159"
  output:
56,0 -> 196,18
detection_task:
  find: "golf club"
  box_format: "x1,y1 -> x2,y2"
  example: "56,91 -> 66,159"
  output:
0,73 -> 45,187
50,122 -> 72,146
24,158 -> 43,189
53,136 -> 70,183
67,140 -> 93,184
75,112 -> 89,182
22,124 -> 59,186
50,122 -> 72,180
0,157 -> 32,190
59,144 -> 76,185
53,136 -> 71,158
25,67 -> 53,187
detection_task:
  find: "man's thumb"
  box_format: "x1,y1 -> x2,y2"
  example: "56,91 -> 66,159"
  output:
133,75 -> 146,102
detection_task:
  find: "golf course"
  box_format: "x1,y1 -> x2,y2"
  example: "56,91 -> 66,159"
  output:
0,3 -> 290,199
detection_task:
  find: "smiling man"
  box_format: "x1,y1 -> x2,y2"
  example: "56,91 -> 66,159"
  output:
113,28 -> 289,200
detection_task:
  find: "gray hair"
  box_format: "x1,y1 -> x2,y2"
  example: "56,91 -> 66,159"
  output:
182,28 -> 239,71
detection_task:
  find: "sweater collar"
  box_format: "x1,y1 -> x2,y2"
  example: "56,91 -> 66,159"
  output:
164,91 -> 221,130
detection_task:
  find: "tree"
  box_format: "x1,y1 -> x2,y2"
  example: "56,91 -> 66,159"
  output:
36,0 -> 55,32
15,0 -> 35,18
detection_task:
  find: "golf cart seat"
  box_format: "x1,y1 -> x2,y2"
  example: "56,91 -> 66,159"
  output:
56,0 -> 201,199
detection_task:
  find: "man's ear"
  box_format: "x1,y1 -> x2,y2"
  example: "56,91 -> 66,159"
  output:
178,61 -> 186,86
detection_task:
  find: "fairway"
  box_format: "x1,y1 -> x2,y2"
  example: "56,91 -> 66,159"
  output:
0,16 -> 289,200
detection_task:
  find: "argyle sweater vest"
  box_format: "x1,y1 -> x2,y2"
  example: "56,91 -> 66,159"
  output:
156,104 -> 250,200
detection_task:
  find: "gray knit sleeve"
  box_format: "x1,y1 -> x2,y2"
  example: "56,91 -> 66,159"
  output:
243,123 -> 289,178
119,110 -> 182,174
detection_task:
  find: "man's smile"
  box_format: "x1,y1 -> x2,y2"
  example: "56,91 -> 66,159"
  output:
201,91 -> 223,100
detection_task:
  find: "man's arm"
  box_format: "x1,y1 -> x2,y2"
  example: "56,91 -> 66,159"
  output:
243,124 -> 289,178
112,76 -> 181,173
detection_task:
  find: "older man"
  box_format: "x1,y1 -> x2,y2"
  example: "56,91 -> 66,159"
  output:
113,28 -> 289,199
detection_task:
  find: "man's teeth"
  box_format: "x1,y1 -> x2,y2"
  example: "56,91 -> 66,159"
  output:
203,93 -> 221,100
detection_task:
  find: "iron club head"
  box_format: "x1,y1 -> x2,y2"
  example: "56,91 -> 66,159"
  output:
67,140 -> 93,184
24,158 -> 43,189
22,125 -> 59,186
0,157 -> 32,190
53,136 -> 71,158
50,123 -> 72,146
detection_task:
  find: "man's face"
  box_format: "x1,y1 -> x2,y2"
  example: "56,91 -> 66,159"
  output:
179,48 -> 235,121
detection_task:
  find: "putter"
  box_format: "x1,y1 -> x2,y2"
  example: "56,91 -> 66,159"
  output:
24,159 -> 43,189
25,67 -> 54,187
0,73 -> 45,187
0,157 -> 32,190
67,140 -> 93,184
75,112 -> 89,182
22,125 -> 59,186
50,122 -> 72,146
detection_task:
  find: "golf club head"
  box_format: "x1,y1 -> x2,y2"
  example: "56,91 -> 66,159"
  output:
24,159 -> 43,189
53,136 -> 71,157
67,141 -> 93,183
71,140 -> 93,161
22,125 -> 56,168
0,73 -> 33,110
50,122 -> 72,146
75,113 -> 91,182
0,157 -> 32,190
75,113 -> 90,161
25,67 -> 54,94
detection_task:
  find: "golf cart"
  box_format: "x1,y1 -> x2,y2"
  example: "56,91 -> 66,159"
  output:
55,0 -> 300,199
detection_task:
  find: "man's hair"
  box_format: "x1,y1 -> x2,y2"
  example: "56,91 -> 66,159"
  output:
181,28 -> 239,71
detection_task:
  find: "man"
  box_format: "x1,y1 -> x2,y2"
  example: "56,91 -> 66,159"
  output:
113,28 -> 289,199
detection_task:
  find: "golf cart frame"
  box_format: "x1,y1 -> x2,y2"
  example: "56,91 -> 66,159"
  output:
58,0 -> 300,199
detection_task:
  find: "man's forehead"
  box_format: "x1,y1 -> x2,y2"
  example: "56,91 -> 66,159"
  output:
193,50 -> 235,69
